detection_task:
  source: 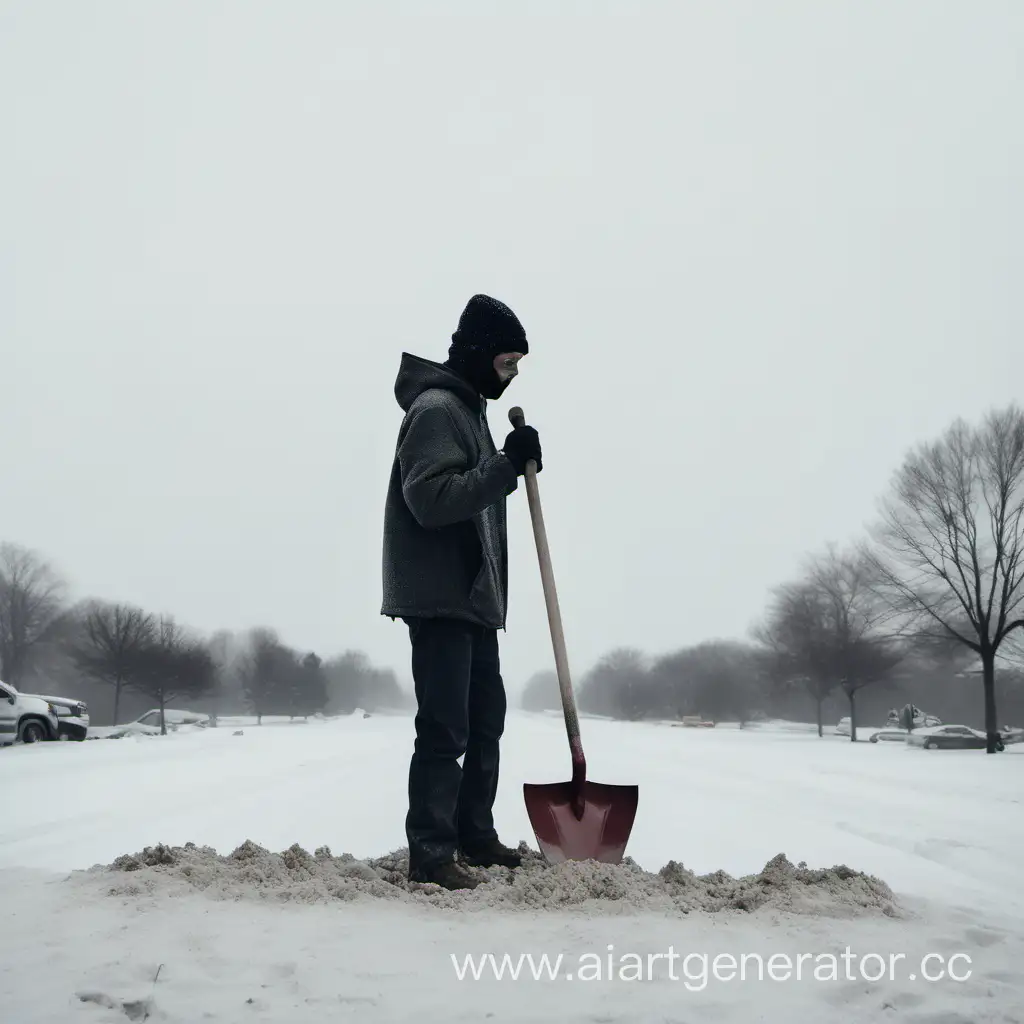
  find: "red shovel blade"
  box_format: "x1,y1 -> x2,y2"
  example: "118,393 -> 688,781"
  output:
524,780 -> 639,864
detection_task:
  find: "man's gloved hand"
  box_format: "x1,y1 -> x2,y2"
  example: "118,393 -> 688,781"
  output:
502,424 -> 542,475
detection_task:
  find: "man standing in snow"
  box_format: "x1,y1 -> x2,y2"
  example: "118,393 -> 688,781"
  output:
381,294 -> 542,890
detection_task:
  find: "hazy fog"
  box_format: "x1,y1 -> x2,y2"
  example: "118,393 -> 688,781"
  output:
2,1 -> 1021,692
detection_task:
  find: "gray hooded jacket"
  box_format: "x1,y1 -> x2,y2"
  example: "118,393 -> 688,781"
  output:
381,353 -> 519,629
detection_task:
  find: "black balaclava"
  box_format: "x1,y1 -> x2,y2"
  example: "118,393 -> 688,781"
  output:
443,294 -> 529,400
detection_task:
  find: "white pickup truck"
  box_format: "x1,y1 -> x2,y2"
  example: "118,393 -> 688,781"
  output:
0,679 -> 60,745
24,693 -> 90,740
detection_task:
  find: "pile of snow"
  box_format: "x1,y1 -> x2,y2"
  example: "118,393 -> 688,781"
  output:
81,839 -> 899,919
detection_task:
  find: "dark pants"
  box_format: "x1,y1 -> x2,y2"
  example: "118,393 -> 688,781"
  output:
404,617 -> 506,870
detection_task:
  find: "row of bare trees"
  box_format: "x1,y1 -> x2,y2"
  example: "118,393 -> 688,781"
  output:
206,627 -> 328,726
524,404 -> 1024,754
0,569 -> 220,734
0,543 -> 408,730
761,404 -> 1023,752
524,642 -> 766,724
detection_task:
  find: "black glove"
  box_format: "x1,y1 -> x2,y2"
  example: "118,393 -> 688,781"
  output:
502,424 -> 542,475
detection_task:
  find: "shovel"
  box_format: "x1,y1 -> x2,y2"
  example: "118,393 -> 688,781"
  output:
509,407 -> 639,864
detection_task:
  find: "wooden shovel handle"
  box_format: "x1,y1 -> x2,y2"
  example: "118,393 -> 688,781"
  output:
508,407 -> 586,789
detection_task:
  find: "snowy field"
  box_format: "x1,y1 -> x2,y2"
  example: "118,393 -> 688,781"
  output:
2,712 -> 1022,1023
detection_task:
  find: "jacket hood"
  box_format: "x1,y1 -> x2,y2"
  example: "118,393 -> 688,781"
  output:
394,352 -> 482,413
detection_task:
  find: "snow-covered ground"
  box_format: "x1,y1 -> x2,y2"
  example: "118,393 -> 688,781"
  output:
2,712 -> 1022,1022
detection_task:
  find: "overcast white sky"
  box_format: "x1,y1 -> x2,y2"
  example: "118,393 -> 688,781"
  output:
2,1 -> 1021,693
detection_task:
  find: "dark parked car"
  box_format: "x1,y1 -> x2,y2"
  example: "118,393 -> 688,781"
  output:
907,724 -> 1004,750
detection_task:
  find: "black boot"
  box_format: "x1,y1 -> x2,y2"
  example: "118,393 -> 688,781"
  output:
459,838 -> 522,869
408,859 -> 481,891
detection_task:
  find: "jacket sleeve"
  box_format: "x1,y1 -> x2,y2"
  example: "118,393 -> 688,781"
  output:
399,402 -> 519,529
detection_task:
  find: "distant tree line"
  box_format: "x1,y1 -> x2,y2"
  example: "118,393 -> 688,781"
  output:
0,542 -> 410,731
523,403 -> 1024,753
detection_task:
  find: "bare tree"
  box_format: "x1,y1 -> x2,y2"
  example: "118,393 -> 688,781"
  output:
236,627 -> 293,724
71,600 -> 155,724
864,405 -> 1024,752
323,649 -> 371,715
756,547 -> 902,738
649,640 -> 764,724
125,616 -> 216,735
0,542 -> 67,687
806,546 -> 904,740
1005,629 -> 1024,668
578,648 -> 648,720
755,580 -> 840,736
286,652 -> 327,719
320,649 -> 408,714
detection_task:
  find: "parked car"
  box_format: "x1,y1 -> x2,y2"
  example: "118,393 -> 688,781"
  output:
906,724 -> 1001,750
22,693 -> 89,741
1000,726 -> 1024,745
0,679 -> 60,745
868,727 -> 910,743
134,709 -> 209,730
90,708 -> 211,740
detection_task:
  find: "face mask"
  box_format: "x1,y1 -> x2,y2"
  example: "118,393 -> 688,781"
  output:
446,350 -> 521,400
480,367 -> 512,400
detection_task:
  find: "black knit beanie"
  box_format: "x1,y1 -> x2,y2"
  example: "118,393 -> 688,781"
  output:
444,294 -> 528,400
